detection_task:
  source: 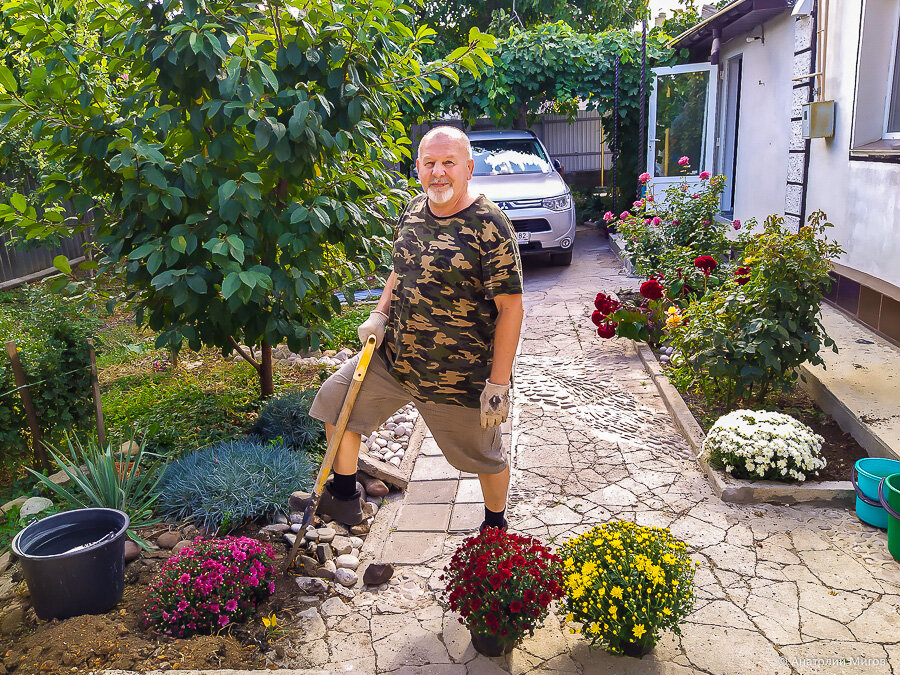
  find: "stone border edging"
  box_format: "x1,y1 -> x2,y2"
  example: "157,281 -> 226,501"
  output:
633,341 -> 855,507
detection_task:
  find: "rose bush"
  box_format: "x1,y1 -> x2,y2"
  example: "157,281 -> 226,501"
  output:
702,409 -> 826,482
440,528 -> 564,652
142,536 -> 276,638
560,521 -> 696,657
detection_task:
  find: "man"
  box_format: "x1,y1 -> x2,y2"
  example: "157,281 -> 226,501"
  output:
309,125 -> 524,532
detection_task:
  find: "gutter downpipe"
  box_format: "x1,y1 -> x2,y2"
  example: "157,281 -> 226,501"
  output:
711,27 -> 722,66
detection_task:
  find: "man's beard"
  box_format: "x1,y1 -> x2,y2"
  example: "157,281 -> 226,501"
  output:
427,183 -> 454,205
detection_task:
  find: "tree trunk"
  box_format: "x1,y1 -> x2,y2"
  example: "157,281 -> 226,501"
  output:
513,105 -> 529,130
260,341 -> 274,398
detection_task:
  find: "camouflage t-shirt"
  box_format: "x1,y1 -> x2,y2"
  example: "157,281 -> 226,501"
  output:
383,193 -> 523,408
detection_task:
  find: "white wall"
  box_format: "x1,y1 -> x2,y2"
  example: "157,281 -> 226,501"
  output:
805,0 -> 900,291
721,12 -> 796,223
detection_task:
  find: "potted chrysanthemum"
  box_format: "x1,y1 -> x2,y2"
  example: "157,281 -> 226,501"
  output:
440,528 -> 564,656
559,521 -> 696,657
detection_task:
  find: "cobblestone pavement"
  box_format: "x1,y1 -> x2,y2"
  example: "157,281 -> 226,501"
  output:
122,230 -> 900,675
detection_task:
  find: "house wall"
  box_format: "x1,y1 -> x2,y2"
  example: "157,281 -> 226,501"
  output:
720,12 -> 796,222
805,0 -> 900,294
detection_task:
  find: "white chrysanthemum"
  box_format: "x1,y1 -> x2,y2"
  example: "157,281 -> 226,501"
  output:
701,409 -> 825,481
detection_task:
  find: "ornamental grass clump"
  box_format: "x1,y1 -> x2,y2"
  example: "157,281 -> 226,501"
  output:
142,536 -> 275,638
703,409 -> 825,482
559,521 -> 696,657
249,388 -> 324,451
440,528 -> 564,654
156,438 -> 315,533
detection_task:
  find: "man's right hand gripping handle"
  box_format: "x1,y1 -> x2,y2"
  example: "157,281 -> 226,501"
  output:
357,310 -> 388,348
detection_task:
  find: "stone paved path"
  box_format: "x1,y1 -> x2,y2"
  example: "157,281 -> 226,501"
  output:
120,229 -> 900,675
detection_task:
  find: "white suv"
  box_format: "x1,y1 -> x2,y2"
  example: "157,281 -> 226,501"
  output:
467,130 -> 576,266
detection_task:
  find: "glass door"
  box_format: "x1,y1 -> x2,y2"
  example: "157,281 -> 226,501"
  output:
647,64 -> 718,199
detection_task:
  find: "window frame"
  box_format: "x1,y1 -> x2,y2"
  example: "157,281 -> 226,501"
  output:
883,7 -> 900,139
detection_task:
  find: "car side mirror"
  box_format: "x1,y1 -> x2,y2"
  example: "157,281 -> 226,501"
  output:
553,159 -> 564,174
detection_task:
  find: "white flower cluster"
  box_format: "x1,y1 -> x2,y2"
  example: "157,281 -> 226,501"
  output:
702,409 -> 826,482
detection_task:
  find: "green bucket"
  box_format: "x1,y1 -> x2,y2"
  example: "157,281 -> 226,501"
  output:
878,474 -> 900,562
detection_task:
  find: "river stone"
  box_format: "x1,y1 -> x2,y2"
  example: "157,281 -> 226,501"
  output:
335,568 -> 358,587
172,540 -> 193,556
295,576 -> 328,595
316,543 -> 333,564
289,491 -> 312,511
297,555 -> 319,577
316,564 -> 335,581
331,536 -> 353,556
349,536 -> 364,549
349,522 -> 370,536
124,541 -> 141,563
157,531 -> 182,549
316,527 -> 336,543
261,523 -> 290,534
363,562 -> 394,586
335,554 -> 360,570
19,497 -> 53,520
363,501 -> 377,517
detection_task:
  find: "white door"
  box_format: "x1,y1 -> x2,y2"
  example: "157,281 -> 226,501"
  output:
647,63 -> 719,198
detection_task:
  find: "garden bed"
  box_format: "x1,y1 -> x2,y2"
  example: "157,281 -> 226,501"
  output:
635,343 -> 861,506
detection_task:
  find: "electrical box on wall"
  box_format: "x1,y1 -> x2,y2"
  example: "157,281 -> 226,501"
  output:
802,101 -> 835,138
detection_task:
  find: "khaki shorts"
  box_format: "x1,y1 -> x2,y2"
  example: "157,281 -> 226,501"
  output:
309,349 -> 507,475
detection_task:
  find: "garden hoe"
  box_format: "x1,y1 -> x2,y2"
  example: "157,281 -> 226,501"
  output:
283,334 -> 377,574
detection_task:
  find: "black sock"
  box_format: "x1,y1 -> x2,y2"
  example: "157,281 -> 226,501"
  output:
484,506 -> 506,528
330,471 -> 357,500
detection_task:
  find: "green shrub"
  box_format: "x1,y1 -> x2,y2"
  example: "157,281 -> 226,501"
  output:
156,438 -> 316,533
320,304 -> 371,352
670,212 -> 843,406
249,389 -> 324,451
0,286 -> 98,472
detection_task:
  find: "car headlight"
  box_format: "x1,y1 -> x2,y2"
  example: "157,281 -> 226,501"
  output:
542,193 -> 572,211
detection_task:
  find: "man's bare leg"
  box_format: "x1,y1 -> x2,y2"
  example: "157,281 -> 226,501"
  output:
478,465 -> 510,512
324,423 -> 361,475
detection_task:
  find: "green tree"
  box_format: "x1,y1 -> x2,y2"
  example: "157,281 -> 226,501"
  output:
426,22 -> 675,194
417,0 -> 648,57
0,0 -> 493,397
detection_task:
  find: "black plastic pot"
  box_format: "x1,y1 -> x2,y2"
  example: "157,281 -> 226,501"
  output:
12,507 -> 130,620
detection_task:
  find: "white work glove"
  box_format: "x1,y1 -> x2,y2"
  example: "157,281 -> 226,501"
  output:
357,310 -> 388,348
480,379 -> 510,429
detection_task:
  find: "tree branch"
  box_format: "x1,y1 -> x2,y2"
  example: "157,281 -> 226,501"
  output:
229,336 -> 260,368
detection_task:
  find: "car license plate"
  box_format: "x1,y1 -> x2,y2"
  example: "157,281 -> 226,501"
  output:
516,231 -> 531,244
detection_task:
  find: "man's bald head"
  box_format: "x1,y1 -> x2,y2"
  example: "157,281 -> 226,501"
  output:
418,126 -> 472,161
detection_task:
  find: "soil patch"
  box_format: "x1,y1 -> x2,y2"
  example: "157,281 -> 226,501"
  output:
0,526 -> 322,673
678,385 -> 867,483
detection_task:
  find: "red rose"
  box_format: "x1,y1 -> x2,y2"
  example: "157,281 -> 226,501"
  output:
510,601 -> 523,613
597,322 -> 617,339
693,255 -> 718,276
593,292 -> 620,316
639,279 -> 664,301
734,265 -> 751,285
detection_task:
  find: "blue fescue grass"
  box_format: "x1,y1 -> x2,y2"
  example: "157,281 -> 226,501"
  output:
156,438 -> 316,533
249,388 -> 325,451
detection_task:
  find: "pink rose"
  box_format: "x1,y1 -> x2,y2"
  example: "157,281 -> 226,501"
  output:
699,171 -> 710,180
633,200 -> 644,208
638,172 -> 651,184
652,217 -> 661,226
733,219 -> 741,230
619,210 -> 631,219
678,156 -> 690,166
603,211 -> 615,222
646,194 -> 654,202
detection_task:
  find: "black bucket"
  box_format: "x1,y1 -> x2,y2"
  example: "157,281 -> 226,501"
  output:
11,507 -> 130,620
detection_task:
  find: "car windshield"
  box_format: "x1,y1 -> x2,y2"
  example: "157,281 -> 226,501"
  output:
471,139 -> 551,176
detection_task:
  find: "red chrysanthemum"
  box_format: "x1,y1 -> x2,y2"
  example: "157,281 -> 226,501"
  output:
597,322 -> 617,339
693,255 -> 718,276
639,279 -> 665,301
510,601 -> 523,613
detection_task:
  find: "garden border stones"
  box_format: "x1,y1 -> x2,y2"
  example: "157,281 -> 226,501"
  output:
633,341 -> 855,507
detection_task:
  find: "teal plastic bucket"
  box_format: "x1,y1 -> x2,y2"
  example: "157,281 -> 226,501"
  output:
852,458 -> 900,529
878,474 -> 900,561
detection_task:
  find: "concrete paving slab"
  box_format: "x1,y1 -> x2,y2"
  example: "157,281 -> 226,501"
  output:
448,502 -> 482,533
379,531 -> 445,565
393,503 -> 452,532
454,478 -> 483,503
405,479 -> 458,504
419,435 -> 443,456
410,455 -> 460,481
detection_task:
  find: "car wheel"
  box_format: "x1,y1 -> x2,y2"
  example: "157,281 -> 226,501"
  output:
549,248 -> 572,266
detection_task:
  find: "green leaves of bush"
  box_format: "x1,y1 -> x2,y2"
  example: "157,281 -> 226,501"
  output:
671,212 -> 843,405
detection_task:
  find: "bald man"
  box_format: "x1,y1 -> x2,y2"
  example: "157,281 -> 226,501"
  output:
309,126 -> 524,532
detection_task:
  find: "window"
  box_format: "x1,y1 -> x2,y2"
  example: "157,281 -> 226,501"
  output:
885,12 -> 900,136
470,140 -> 551,176
852,0 -> 900,154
